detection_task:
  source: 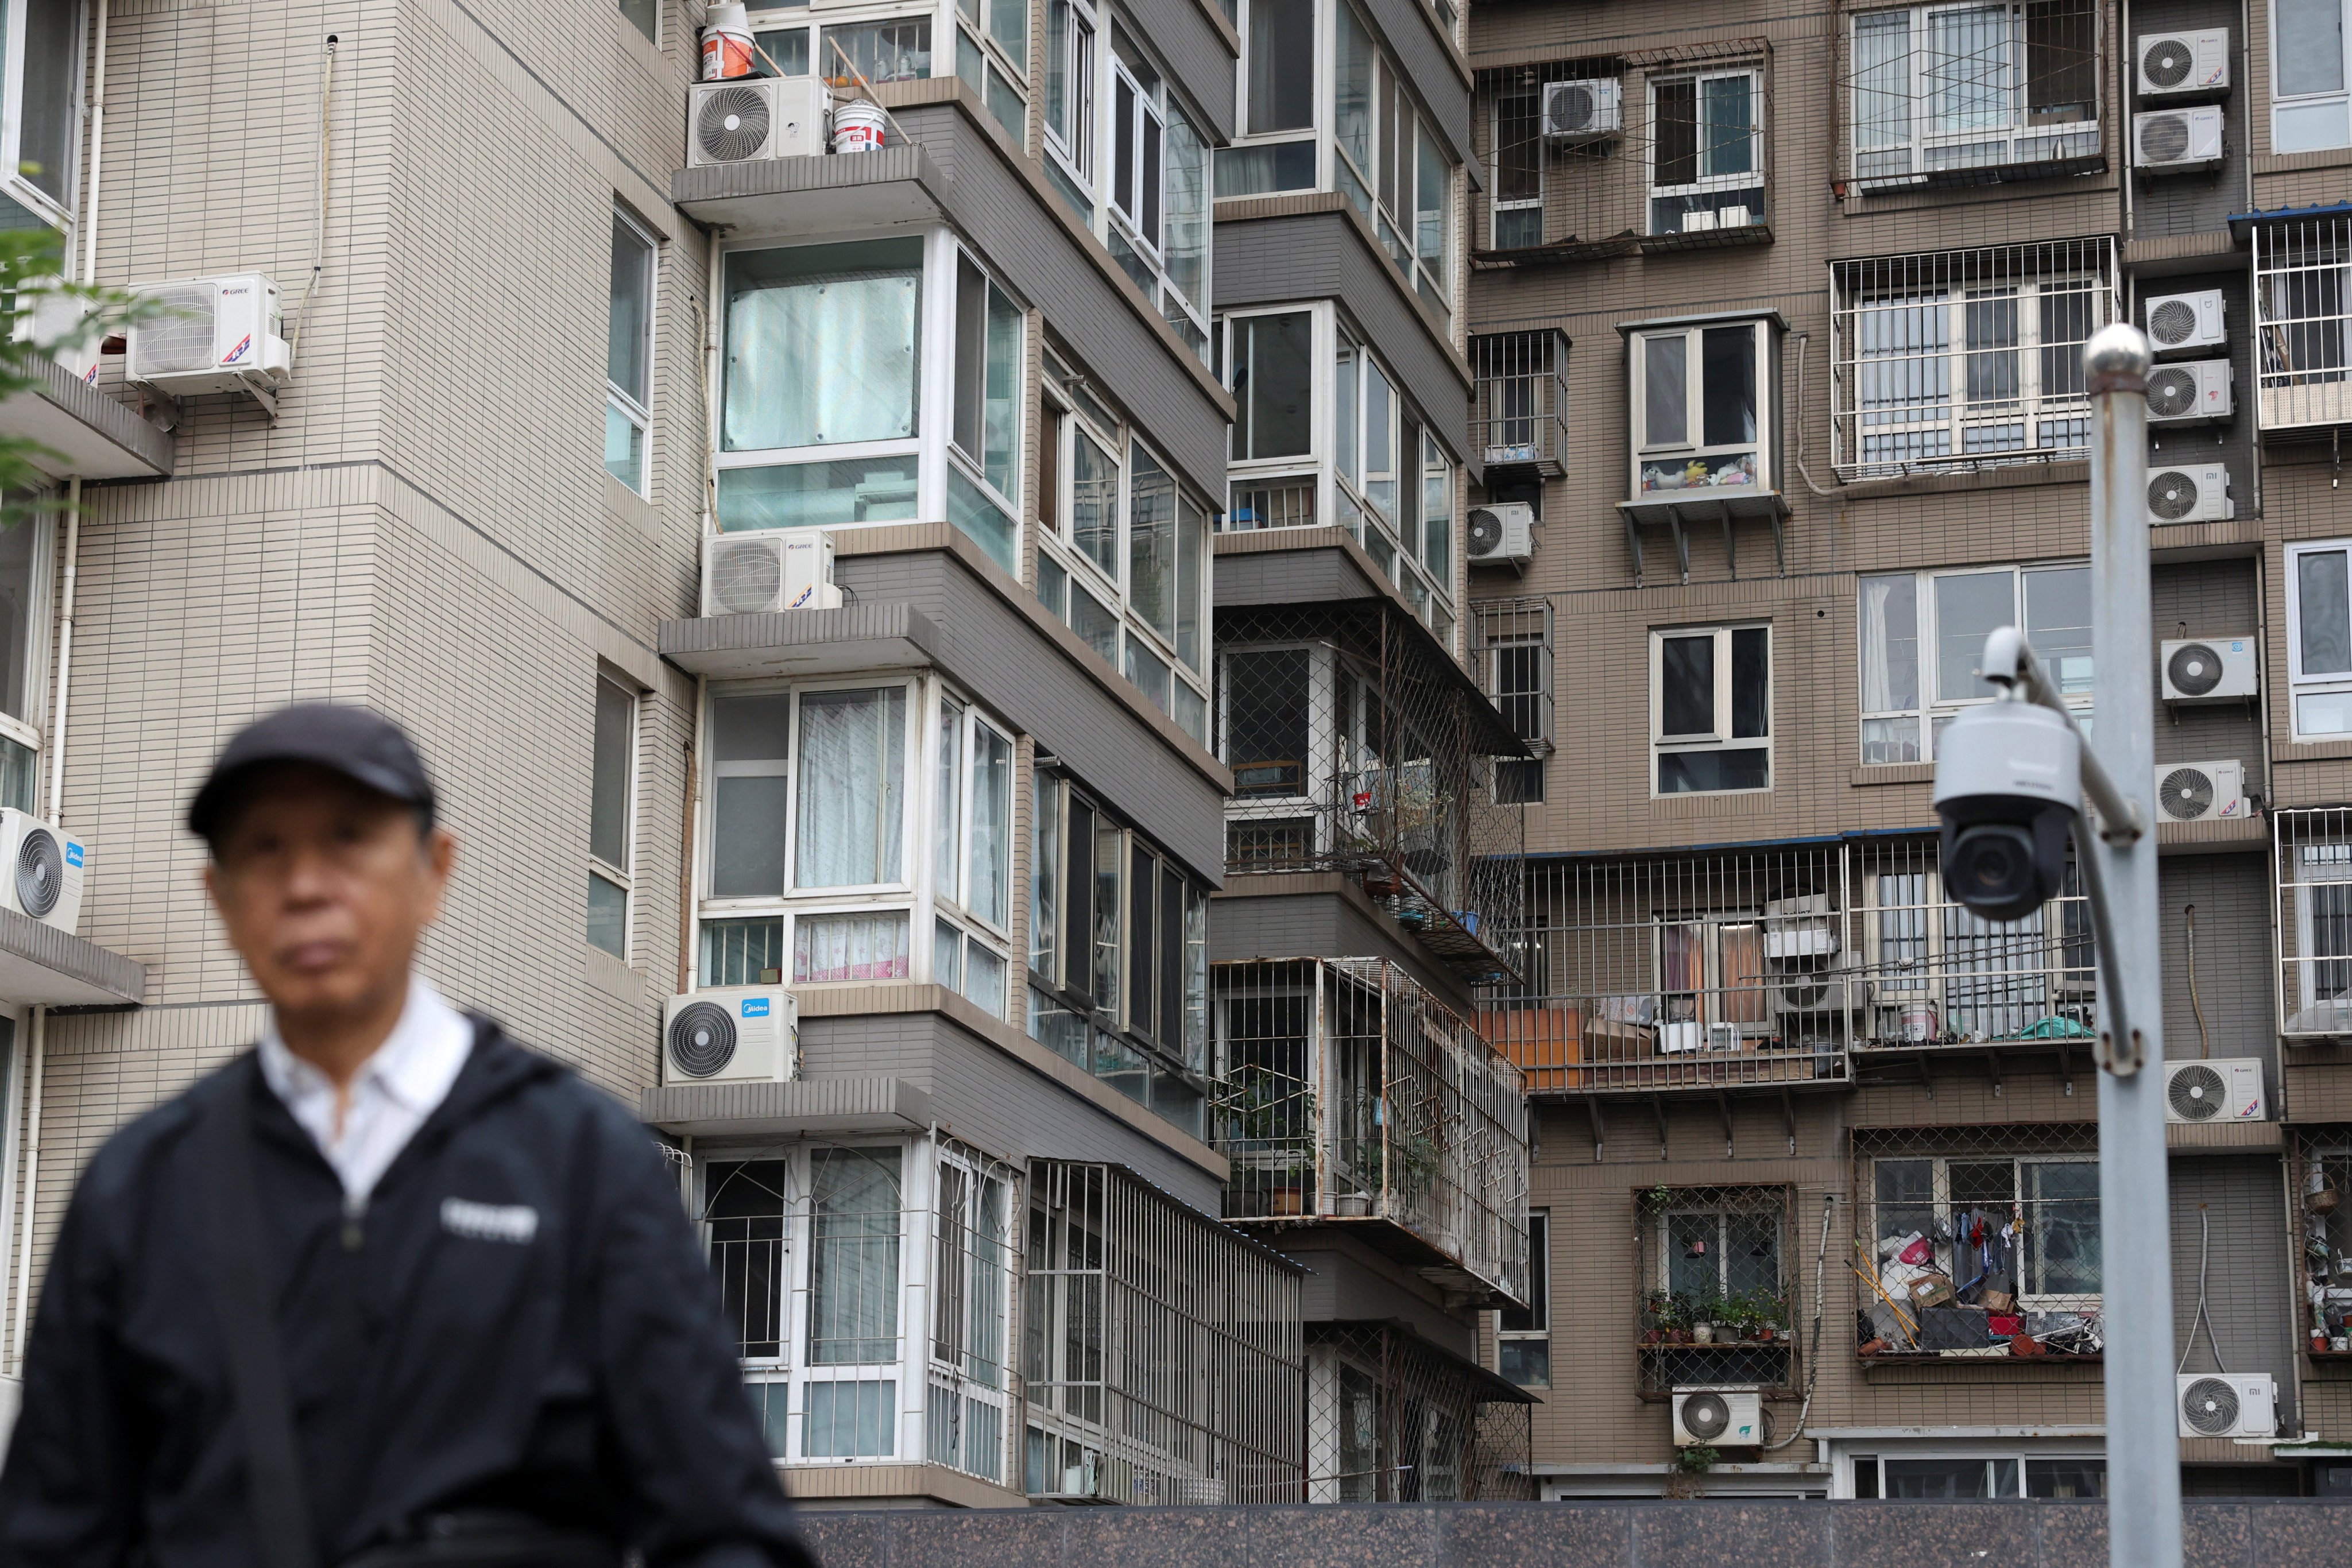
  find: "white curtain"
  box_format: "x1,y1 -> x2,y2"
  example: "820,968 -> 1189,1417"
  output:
809,1147 -> 903,1365
1859,574 -> 1918,715
968,727 -> 1012,926
794,912 -> 910,983
797,687 -> 907,887
1927,5 -> 2013,135
1852,10 -> 1913,153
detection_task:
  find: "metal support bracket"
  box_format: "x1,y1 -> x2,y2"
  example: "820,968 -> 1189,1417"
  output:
1781,1086 -> 1797,1156
1623,512 -> 1645,587
1715,1090 -> 1734,1158
1586,1097 -> 1605,1164
1768,509 -> 1785,575
1649,1093 -> 1669,1160
1669,513 -> 1691,583
1719,504 -> 1737,580
1987,1052 -> 2004,1097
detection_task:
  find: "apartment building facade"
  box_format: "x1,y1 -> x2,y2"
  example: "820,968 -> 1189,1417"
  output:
1465,0 -> 2352,1501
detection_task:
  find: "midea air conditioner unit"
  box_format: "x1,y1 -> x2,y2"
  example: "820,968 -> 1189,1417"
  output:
2177,1373 -> 2276,1439
1467,504 -> 1535,567
2137,30 -> 2231,98
1673,1387 -> 1761,1448
2161,637 -> 2258,703
2163,1056 -> 2266,1124
2134,105 -> 2225,171
1542,79 -> 1622,141
663,988 -> 798,1085
125,274 -> 290,404
2145,290 -> 2227,354
2147,359 -> 2234,423
0,810 -> 84,935
687,76 -> 831,165
2146,464 -> 2233,525
701,529 -> 844,616
2154,758 -> 2247,823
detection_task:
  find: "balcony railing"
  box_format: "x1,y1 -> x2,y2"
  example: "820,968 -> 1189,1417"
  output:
1477,838 -> 2094,1093
2275,808 -> 2352,1039
2252,212 -> 2352,436
1471,330 -> 1569,476
1305,1323 -> 1534,1503
1214,957 -> 1531,1305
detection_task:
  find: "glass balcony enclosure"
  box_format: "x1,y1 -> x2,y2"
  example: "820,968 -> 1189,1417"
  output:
742,1 -> 1027,139
1845,1 -> 2102,192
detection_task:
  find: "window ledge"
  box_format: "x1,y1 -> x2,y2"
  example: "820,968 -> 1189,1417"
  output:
1638,222 -> 1774,256
1847,153 -> 2106,199
1833,460 -> 2088,499
2275,737 -> 2352,762
1852,763 -> 1933,787
2252,146 -> 2352,178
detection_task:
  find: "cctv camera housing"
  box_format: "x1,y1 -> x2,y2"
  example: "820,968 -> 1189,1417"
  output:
1932,702 -> 2083,923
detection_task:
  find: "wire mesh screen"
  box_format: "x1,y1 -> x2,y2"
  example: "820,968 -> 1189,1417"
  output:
1840,1 -> 2102,192
1214,957 -> 1531,1304
1218,599 -> 1526,978
1477,838 -> 2094,1093
1471,331 -> 1571,474
2292,1129 -> 2352,1356
1305,1323 -> 1535,1501
2253,215 -> 2352,435
1850,1124 -> 2103,1361
1635,1185 -> 1799,1395
1829,238 -> 2118,477
1022,1160 -> 1306,1504
2275,809 -> 2352,1039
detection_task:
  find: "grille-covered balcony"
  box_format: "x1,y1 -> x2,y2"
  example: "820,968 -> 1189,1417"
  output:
1213,957 -> 1531,1306
1471,330 -> 1570,477
2250,210 -> 2352,435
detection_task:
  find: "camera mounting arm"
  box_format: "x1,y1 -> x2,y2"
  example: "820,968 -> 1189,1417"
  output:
1978,626 -> 2145,846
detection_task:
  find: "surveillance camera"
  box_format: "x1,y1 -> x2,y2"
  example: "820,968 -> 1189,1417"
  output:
1931,701 -> 2082,922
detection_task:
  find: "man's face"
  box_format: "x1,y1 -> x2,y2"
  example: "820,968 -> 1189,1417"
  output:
202,765 -> 454,1019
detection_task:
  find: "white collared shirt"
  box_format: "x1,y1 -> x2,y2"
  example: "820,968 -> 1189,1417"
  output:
257,974 -> 474,1204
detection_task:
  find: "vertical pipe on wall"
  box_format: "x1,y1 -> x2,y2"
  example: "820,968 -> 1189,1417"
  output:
78,0 -> 107,287
9,1006 -> 43,1375
48,481 -> 79,832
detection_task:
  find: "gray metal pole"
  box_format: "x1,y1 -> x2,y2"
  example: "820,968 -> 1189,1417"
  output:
2084,322 -> 2180,1568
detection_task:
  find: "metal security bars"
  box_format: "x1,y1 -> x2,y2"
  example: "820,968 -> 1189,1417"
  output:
2275,808 -> 2352,1039
1634,1185 -> 1798,1396
1213,957 -> 1531,1305
1218,600 -> 1528,979
1478,838 -> 2094,1093
1849,1124 -> 2103,1362
2252,212 -> 2352,435
1305,1323 -> 1535,1503
1471,331 -> 1570,475
1829,238 -> 2118,478
1843,2 -> 2103,192
2292,1129 -> 2352,1356
1022,1160 -> 1306,1505
1471,598 -> 1553,807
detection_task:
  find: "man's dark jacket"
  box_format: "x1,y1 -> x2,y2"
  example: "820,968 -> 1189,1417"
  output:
0,1020 -> 812,1567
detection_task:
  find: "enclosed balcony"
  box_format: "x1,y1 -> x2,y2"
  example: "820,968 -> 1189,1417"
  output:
1213,956 -> 1531,1306
2247,207 -> 2352,436
1471,330 -> 1569,478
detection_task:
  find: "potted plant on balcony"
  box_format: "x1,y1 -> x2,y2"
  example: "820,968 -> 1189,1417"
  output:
1222,1070 -> 1316,1215
1691,1287 -> 1726,1345
1641,1290 -> 1669,1345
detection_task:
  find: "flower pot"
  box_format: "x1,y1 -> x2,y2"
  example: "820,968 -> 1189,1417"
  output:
1336,1194 -> 1370,1217
1643,1329 -> 1664,1345
1758,1327 -> 1775,1342
1692,1323 -> 1715,1345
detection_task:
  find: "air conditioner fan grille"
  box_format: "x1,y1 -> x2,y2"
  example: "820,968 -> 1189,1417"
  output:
711,537 -> 784,613
2148,299 -> 2199,346
2181,1376 -> 2239,1436
1681,1392 -> 1731,1442
668,1001 -> 739,1078
698,84 -> 773,162
2160,766 -> 2217,820
2148,471 -> 2203,521
13,827 -> 60,919
1467,508 -> 1505,557
2140,113 -> 2192,162
2169,1062 -> 2226,1120
2167,642 -> 2225,697
136,284 -> 220,376
2142,38 -> 2195,89
2147,366 -> 2202,419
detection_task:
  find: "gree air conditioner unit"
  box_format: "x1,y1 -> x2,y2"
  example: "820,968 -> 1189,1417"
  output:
2146,464 -> 2233,525
2147,359 -> 2234,424
663,988 -> 798,1085
1542,79 -> 1622,142
2137,30 -> 2231,99
2134,105 -> 2225,172
687,76 -> 831,166
701,529 -> 844,616
2144,290 -> 2227,355
2163,1056 -> 2266,1124
2161,637 -> 2258,703
2154,758 -> 2247,823
1467,504 -> 1535,567
125,274 -> 291,402
0,810 -> 85,935
1673,1387 -> 1762,1448
2177,1373 -> 2276,1439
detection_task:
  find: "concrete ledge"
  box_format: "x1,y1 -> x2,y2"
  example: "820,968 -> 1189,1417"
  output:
659,602 -> 947,680
0,355 -> 173,481
671,142 -> 947,238
780,1459 -> 1027,1509
640,1074 -> 934,1138
2167,1117 -> 2284,1153
0,907 -> 145,1006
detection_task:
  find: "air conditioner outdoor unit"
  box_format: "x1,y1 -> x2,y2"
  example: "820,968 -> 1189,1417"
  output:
1681,206 -> 1754,233
2134,105 -> 2225,171
2146,464 -> 2233,525
1542,79 -> 1621,141
1771,962 -> 1850,1016
2137,30 -> 2230,98
663,987 -> 798,1085
2161,637 -> 2258,703
0,810 -> 84,935
2154,758 -> 2247,823
1762,893 -> 1838,960
2163,1056 -> 2266,1124
2147,359 -> 2234,423
2145,290 -> 2227,355
1467,504 -> 1535,567
1673,1387 -> 1762,1448
125,274 -> 290,403
687,76 -> 832,165
702,529 -> 843,616
2177,1373 -> 2276,1439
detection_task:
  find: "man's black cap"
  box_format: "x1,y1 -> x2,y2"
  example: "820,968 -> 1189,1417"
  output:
187,703 -> 438,843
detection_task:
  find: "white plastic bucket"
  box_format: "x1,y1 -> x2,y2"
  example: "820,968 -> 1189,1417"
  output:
833,100 -> 887,154
700,3 -> 753,80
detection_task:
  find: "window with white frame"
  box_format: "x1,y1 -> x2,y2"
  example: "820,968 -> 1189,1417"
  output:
0,0 -> 82,226
1629,316 -> 1773,499
931,695 -> 1015,1016
618,0 -> 655,43
588,676 -> 636,959
606,206 -> 655,495
1847,2 -> 2100,188
1490,84 -> 1543,249
748,7 -> 936,91
953,0 -> 1028,139
1869,1154 -> 2100,1309
1333,1 -> 1453,315
1335,324 -> 1454,634
2273,0 -> 2352,152
1220,0 -> 1318,196
949,251 -> 1023,573
0,508 -> 49,815
1850,1451 -> 2105,1499
1043,0 -> 1098,209
1497,1210 -> 1549,1385
1651,624 -> 1770,794
1858,563 -> 2090,764
2289,541 -> 2352,738
1647,68 -> 1763,235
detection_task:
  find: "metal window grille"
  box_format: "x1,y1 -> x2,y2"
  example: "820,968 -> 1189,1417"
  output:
2252,214 -> 2352,434
2292,1128 -> 2352,1353
1842,2 -> 2102,192
1471,597 -> 1554,746
1471,331 -> 1570,475
1476,837 -> 2093,1094
1213,957 -> 1531,1306
1829,238 -> 2118,478
1634,1184 -> 1798,1395
2274,808 -> 2352,1039
1305,1322 -> 1534,1502
1217,599 -> 1527,979
1022,1159 -> 1306,1504
1849,1124 -> 2103,1362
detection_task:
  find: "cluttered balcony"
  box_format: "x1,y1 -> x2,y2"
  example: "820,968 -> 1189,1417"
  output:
1479,837 -> 2095,1095
2244,207 -> 2352,437
1213,957 -> 1531,1306
1471,330 -> 1569,478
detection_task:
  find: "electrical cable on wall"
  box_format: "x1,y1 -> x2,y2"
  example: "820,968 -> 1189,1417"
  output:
2177,1205 -> 2225,1376
287,34 -> 338,367
1765,1192 -> 1835,1450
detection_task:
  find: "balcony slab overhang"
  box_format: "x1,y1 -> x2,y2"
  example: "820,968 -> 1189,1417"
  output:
0,907 -> 146,1006
1617,490 -> 1790,586
659,602 -> 945,681
0,356 -> 173,481
671,141 -> 947,239
641,1074 -> 935,1139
